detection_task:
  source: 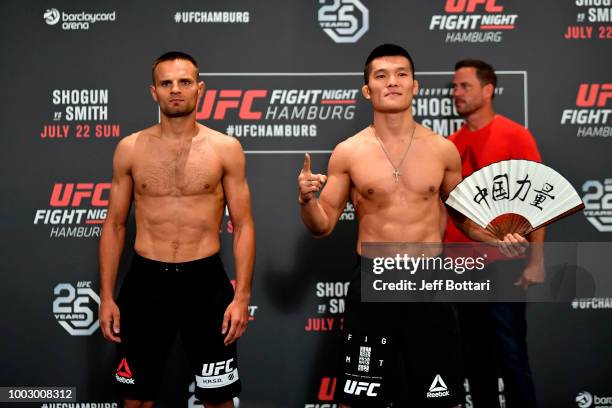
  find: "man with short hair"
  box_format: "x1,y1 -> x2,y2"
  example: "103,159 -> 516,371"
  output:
298,44 -> 526,408
99,51 -> 255,408
446,58 -> 544,408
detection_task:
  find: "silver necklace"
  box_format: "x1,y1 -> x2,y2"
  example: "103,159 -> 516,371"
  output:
372,124 -> 416,182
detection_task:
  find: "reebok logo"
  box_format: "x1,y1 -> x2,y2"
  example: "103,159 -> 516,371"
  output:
426,374 -> 450,398
115,358 -> 135,384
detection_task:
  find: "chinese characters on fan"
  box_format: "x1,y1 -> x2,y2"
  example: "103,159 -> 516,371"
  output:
473,172 -> 556,211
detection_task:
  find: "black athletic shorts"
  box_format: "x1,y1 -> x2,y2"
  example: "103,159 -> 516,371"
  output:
338,256 -> 463,407
114,253 -> 241,403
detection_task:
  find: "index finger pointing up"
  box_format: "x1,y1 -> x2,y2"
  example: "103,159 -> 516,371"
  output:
303,153 -> 311,173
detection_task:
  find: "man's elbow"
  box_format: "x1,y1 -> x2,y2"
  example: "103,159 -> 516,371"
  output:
310,225 -> 333,239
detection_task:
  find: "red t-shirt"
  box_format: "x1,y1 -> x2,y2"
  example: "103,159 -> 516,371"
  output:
444,114 -> 542,245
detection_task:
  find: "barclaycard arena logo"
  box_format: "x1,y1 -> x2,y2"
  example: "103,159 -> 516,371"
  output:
53,281 -> 100,336
582,178 -> 612,232
43,8 -> 116,31
44,8 -> 60,25
33,182 -> 110,238
429,0 -> 518,43
576,390 -> 612,408
340,202 -> 355,221
317,0 -> 369,43
306,281 -> 348,332
577,391 -> 594,408
561,83 -> 612,138
564,0 -> 612,40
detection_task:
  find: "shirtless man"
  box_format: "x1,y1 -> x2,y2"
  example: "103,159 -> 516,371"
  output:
99,51 -> 254,408
297,44 -> 526,407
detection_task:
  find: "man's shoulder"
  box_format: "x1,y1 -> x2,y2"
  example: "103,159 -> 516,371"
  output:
346,126 -> 372,143
115,130 -> 144,152
202,125 -> 244,163
333,126 -> 371,154
202,124 -> 241,148
494,114 -> 530,134
325,127 -> 371,170
121,125 -> 160,146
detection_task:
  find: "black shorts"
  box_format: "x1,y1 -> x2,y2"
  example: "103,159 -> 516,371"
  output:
338,258 -> 463,407
114,253 -> 241,403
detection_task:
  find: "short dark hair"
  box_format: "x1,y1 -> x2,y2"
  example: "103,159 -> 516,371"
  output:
364,44 -> 415,84
454,59 -> 497,89
152,51 -> 199,84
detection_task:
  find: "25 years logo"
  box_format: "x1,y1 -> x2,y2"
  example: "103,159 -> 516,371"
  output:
318,0 -> 369,43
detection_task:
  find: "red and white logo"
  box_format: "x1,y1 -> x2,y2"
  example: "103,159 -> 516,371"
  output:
561,83 -> 612,138
115,358 -> 135,384
195,85 -> 357,141
187,74 -> 363,152
33,182 -> 109,238
429,0 -> 518,43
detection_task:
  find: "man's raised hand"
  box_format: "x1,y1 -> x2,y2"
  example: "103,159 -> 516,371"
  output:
298,153 -> 327,204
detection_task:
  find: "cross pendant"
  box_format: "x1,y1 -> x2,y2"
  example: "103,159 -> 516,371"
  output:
393,169 -> 401,182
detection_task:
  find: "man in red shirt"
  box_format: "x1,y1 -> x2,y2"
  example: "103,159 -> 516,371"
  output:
445,59 -> 545,408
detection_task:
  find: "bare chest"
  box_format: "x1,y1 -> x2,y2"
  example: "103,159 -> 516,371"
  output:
132,143 -> 223,197
350,145 -> 445,203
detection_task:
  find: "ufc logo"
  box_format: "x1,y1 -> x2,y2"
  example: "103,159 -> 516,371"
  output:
576,84 -> 612,107
201,358 -> 234,376
197,89 -> 267,120
318,377 -> 337,401
445,0 -> 503,13
343,380 -> 380,397
50,183 -> 110,207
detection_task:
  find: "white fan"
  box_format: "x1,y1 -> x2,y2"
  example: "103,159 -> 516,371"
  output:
445,160 -> 585,239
